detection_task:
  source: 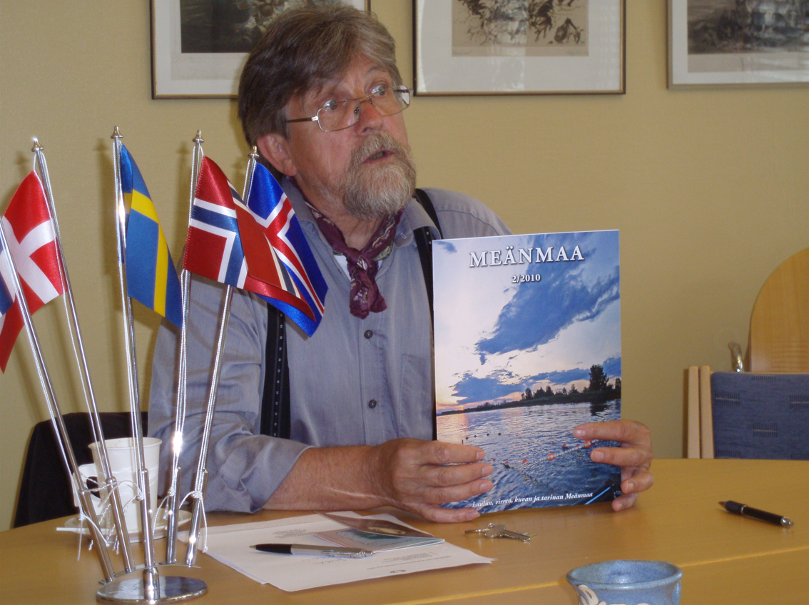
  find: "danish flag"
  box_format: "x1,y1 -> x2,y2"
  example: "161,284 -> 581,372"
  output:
183,156 -> 318,333
0,172 -> 63,371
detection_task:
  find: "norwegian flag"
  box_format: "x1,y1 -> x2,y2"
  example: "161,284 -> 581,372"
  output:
183,156 -> 247,287
244,163 -> 327,336
0,172 -> 64,372
183,157 -> 316,332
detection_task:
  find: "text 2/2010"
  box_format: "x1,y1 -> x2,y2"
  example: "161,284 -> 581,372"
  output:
512,274 -> 542,283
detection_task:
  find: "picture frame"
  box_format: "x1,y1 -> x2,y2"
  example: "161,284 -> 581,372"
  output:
413,0 -> 625,96
151,0 -> 369,99
668,0 -> 809,88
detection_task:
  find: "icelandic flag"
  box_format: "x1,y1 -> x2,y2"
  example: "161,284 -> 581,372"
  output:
0,172 -> 64,372
183,157 -> 314,331
244,163 -> 327,336
120,145 -> 183,328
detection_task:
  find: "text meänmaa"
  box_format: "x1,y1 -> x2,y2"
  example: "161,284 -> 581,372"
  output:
469,245 -> 584,268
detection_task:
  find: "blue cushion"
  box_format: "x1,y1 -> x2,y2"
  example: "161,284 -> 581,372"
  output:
711,372 -> 808,460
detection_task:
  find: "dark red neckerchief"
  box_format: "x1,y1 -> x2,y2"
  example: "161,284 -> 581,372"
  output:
307,203 -> 402,320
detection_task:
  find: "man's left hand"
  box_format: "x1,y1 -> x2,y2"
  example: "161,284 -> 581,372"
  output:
573,420 -> 653,511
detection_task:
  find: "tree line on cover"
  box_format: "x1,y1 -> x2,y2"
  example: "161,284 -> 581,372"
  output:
522,364 -> 620,401
446,364 -> 620,416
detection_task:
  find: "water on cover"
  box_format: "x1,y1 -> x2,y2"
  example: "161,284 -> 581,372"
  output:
438,400 -> 621,513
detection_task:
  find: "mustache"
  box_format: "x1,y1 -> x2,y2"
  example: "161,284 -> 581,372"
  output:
349,132 -> 411,170
339,131 -> 417,221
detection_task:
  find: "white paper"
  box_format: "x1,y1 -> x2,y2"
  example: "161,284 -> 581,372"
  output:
196,512 -> 493,592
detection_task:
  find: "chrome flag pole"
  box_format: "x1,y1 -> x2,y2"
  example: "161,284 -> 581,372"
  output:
163,268 -> 187,564
110,129 -> 158,579
184,132 -> 234,566
0,223 -> 116,581
163,131 -> 203,564
96,130 -> 207,604
184,284 -> 232,566
33,138 -> 135,572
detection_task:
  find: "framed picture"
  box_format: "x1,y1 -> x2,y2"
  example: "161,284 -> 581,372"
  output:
413,0 -> 625,95
151,0 -> 369,98
668,0 -> 809,88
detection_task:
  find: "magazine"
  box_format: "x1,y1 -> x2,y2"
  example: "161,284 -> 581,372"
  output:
433,230 -> 622,514
315,513 -> 444,552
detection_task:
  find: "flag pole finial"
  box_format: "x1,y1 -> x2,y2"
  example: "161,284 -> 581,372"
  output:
31,138 -> 43,153
193,130 -> 204,144
249,145 -> 259,160
111,126 -> 123,140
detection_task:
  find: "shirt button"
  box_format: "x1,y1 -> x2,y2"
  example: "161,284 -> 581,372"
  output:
364,330 -> 373,339
368,399 -> 377,409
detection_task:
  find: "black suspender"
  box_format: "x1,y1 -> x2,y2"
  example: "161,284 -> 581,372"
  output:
260,189 -> 441,439
260,303 -> 291,438
412,188 -> 443,325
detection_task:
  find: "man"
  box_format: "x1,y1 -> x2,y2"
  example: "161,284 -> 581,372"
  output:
148,5 -> 652,523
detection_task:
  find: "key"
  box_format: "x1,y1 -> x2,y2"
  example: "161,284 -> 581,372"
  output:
482,524 -> 506,538
465,523 -> 496,535
484,524 -> 531,542
499,529 -> 531,542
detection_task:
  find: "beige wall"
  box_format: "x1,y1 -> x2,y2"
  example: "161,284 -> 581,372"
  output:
0,1 -> 806,531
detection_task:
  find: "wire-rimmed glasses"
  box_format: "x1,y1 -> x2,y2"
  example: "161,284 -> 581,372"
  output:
285,85 -> 411,132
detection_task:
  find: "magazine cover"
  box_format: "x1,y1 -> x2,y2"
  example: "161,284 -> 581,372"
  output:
433,230 -> 622,513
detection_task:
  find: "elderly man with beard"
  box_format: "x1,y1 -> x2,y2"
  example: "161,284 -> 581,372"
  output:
148,4 -> 653,523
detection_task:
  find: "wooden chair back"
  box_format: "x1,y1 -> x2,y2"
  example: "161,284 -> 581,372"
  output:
749,248 -> 809,373
686,365 -> 714,458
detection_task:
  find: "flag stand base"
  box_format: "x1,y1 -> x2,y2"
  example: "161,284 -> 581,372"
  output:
95,567 -> 207,604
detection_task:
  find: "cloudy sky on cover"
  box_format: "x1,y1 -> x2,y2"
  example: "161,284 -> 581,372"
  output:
433,230 -> 621,412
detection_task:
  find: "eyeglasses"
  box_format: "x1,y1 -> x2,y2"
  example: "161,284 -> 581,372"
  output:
285,84 -> 411,132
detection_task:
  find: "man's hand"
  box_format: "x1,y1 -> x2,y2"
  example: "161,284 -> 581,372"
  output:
573,420 -> 653,511
368,439 -> 493,523
264,438 -> 492,523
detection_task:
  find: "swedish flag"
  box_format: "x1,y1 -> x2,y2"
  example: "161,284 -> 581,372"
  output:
120,145 -> 182,328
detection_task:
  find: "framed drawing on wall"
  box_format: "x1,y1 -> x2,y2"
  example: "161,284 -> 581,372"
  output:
668,0 -> 809,88
413,0 -> 625,96
152,0 -> 369,98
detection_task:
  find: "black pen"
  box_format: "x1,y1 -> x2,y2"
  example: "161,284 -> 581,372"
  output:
251,543 -> 372,558
719,501 -> 794,527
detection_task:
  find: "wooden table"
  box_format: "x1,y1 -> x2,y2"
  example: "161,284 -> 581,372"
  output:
0,459 -> 806,604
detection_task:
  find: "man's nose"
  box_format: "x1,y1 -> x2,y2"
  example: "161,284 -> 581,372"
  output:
353,95 -> 384,130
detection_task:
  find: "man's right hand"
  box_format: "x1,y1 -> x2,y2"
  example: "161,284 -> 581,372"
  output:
368,438 -> 494,523
264,438 -> 493,523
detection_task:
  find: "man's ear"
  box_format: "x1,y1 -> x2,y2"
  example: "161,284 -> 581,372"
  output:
256,133 -> 298,177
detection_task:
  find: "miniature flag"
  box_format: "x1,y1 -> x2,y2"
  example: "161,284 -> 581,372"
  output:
120,145 -> 183,328
183,157 -> 311,329
183,155 -> 254,286
0,239 -> 15,318
0,172 -> 64,372
245,163 -> 327,336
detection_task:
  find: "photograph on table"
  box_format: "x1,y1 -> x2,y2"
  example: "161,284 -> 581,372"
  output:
152,0 -> 369,98
668,0 -> 809,87
433,230 -> 622,513
414,0 -> 625,94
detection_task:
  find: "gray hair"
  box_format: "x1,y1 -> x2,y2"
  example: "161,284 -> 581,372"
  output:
238,4 -> 402,145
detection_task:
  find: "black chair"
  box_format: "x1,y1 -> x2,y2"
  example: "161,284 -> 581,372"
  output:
14,412 -> 147,527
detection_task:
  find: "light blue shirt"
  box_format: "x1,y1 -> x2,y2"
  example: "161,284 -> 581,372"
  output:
148,182 -> 510,512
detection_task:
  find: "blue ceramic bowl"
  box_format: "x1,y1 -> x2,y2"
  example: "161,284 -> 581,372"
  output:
566,560 -> 683,605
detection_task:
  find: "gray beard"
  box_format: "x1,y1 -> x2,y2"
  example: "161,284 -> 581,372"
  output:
337,132 -> 417,221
